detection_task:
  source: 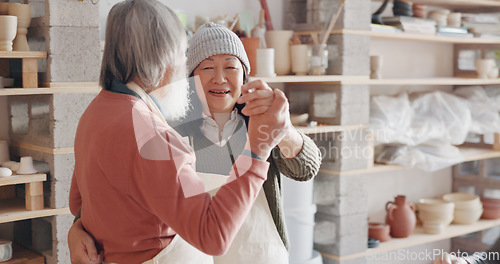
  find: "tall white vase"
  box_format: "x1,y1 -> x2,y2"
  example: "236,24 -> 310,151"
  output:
8,3 -> 31,51
0,16 -> 17,51
265,30 -> 293,76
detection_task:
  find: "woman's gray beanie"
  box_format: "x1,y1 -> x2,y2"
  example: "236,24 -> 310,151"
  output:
187,22 -> 250,75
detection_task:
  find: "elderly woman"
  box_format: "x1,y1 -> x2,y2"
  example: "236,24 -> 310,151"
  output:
69,21 -> 321,264
68,1 -> 292,264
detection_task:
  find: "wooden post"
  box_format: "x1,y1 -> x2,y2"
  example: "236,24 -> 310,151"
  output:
25,181 -> 43,210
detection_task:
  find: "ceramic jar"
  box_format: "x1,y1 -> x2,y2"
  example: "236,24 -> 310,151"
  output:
0,15 -> 17,51
385,195 -> 416,238
265,30 -> 293,75
8,3 -> 31,51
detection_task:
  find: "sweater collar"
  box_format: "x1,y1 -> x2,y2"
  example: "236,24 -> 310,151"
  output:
108,78 -> 168,119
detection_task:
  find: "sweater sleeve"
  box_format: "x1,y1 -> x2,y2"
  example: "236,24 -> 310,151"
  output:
272,131 -> 322,181
129,125 -> 269,256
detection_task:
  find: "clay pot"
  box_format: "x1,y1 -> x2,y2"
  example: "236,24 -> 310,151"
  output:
368,222 -> 391,242
241,37 -> 260,77
385,195 -> 416,238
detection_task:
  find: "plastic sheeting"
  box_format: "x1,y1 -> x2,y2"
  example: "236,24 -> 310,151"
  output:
370,87 -> 500,171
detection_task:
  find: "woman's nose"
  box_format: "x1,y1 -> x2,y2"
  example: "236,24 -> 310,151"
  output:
213,68 -> 226,84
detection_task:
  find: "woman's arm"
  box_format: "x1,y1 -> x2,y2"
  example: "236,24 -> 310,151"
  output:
273,131 -> 322,181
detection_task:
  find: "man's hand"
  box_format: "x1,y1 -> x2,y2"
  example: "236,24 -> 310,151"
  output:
68,219 -> 102,264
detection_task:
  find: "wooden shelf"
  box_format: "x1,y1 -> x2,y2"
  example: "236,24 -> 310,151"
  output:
249,75 -> 369,84
320,148 -> 500,176
373,0 -> 500,13
0,198 -> 70,224
298,29 -> 500,44
295,124 -> 370,135
0,86 -> 101,96
251,75 -> 500,86
348,77 -> 500,86
5,244 -> 44,264
0,51 -> 47,59
0,174 -> 46,187
321,219 -> 500,262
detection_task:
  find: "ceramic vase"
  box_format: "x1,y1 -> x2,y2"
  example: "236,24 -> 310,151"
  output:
8,3 -> 31,51
265,30 -> 293,75
241,37 -> 260,77
476,59 -> 495,79
291,44 -> 310,76
0,16 -> 17,51
385,195 -> 416,238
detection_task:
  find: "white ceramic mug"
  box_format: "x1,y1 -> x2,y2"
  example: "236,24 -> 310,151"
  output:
291,44 -> 310,76
255,48 -> 276,77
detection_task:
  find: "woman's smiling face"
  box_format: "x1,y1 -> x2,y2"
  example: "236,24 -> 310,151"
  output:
193,54 -> 245,114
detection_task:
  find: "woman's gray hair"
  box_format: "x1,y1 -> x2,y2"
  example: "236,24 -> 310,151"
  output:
100,0 -> 186,91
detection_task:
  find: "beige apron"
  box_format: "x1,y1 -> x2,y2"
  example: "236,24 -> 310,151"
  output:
197,173 -> 289,264
141,235 -> 213,264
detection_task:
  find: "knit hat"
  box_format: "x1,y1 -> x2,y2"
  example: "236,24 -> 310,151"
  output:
187,22 -> 250,76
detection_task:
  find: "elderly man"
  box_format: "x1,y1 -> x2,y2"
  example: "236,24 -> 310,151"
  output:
68,0 -> 290,263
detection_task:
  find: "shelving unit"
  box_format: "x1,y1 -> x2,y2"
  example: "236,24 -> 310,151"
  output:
0,198 -> 69,224
320,219 -> 500,262
372,0 -> 500,13
0,174 -> 69,224
319,147 -> 500,176
4,244 -> 45,264
0,82 -> 101,96
0,51 -> 47,89
250,75 -> 369,84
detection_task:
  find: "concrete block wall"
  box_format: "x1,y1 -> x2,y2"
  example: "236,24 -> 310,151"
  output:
8,94 -> 96,149
286,84 -> 370,125
284,0 -> 371,32
313,173 -> 368,257
29,0 -> 101,83
310,129 -> 372,172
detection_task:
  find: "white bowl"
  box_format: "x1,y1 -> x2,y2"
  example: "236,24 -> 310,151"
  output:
442,193 -> 481,210
453,208 -> 483,224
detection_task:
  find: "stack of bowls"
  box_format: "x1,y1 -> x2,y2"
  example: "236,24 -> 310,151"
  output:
417,198 -> 454,234
368,222 -> 391,242
442,193 -> 483,224
481,197 -> 500,219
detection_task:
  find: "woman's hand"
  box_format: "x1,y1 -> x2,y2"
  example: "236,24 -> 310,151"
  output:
237,80 -> 275,116
238,80 -> 303,158
68,219 -> 102,264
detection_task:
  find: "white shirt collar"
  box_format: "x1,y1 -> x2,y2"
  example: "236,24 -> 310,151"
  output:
201,108 -> 243,147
